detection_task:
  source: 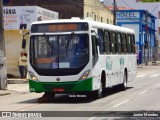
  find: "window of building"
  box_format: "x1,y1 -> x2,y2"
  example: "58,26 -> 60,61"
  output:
87,12 -> 89,17
107,19 -> 109,24
94,15 -> 96,21
101,17 -> 103,22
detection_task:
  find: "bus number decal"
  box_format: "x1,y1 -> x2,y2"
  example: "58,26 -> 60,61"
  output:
119,57 -> 124,69
106,57 -> 112,70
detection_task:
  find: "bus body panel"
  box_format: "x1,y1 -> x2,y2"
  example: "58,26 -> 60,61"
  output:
91,54 -> 136,90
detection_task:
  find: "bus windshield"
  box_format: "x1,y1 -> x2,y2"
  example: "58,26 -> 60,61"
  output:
30,34 -> 89,75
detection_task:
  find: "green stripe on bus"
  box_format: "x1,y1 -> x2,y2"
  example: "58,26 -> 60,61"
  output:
29,78 -> 93,93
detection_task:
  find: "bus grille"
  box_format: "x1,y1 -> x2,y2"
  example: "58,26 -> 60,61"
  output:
42,83 -> 76,92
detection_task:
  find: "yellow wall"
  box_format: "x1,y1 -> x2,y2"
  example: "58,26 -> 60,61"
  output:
84,0 -> 113,24
4,30 -> 29,76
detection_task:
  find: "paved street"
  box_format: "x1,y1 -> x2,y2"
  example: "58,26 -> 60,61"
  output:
0,64 -> 160,120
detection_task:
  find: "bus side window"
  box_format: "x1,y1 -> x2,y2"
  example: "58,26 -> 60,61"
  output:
117,32 -> 122,54
92,35 -> 98,57
111,31 -> 116,54
123,33 -> 128,54
122,33 -> 127,54
127,34 -> 132,54
131,34 -> 136,54
104,30 -> 111,54
98,29 -> 105,54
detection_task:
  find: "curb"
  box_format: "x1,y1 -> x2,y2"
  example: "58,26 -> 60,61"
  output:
0,90 -> 11,96
0,92 -> 11,96
7,79 -> 28,84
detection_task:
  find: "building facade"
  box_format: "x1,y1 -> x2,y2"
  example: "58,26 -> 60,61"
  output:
84,0 -> 113,24
7,0 -> 113,24
104,0 -> 160,60
117,10 -> 156,64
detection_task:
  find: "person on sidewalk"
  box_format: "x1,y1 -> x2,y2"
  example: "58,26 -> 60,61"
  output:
23,52 -> 28,77
18,52 -> 27,78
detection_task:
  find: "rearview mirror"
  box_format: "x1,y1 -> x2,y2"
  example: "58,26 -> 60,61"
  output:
22,39 -> 26,49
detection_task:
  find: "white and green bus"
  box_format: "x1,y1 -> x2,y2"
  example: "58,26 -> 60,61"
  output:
27,18 -> 137,99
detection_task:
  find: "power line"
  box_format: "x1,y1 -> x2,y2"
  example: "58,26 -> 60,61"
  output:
103,0 -> 110,6
151,4 -> 159,14
104,0 -> 138,23
121,0 -> 133,9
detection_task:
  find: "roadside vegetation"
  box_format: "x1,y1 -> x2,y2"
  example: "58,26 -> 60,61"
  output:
142,0 -> 160,2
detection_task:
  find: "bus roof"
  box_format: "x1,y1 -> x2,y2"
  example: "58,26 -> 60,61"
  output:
31,18 -> 134,34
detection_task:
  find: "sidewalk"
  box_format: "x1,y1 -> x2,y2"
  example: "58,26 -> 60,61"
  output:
137,60 -> 160,68
0,78 -> 29,96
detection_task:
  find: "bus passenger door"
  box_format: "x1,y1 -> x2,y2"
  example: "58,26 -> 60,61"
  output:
92,35 -> 99,67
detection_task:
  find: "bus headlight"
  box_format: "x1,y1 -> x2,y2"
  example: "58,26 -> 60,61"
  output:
28,71 -> 39,81
79,70 -> 90,81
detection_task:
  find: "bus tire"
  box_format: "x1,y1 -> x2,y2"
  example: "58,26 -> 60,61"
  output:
94,77 -> 103,99
37,92 -> 55,103
119,71 -> 127,91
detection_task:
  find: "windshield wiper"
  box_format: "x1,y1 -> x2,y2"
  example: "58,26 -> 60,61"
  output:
65,32 -> 75,57
43,33 -> 53,49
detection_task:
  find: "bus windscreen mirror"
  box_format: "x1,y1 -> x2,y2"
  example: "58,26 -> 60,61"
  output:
91,30 -> 95,33
70,32 -> 75,39
96,37 -> 99,46
22,39 -> 26,49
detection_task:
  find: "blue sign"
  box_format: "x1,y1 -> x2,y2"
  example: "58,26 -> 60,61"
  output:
117,12 -> 139,18
52,63 -> 58,69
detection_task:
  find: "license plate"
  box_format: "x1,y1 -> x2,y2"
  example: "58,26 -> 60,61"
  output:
53,88 -> 64,92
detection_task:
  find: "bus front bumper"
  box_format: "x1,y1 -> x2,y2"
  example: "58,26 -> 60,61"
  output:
29,78 -> 93,93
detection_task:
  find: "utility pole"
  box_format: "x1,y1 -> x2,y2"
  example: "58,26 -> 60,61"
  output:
113,0 -> 117,25
0,0 -> 7,90
145,11 -> 149,65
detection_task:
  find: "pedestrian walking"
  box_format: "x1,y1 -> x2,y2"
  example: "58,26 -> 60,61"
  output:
23,52 -> 28,77
18,52 -> 27,78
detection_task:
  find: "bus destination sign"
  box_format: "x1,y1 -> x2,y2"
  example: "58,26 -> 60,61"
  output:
48,24 -> 77,32
31,23 -> 88,33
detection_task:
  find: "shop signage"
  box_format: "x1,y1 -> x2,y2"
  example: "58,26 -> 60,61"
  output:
116,12 -> 140,19
3,6 -> 58,30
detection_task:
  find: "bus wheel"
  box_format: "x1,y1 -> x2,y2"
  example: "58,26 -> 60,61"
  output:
94,81 -> 103,99
37,92 -> 55,103
119,71 -> 127,91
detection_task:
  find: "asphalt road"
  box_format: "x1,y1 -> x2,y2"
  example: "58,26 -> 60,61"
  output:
1,65 -> 160,120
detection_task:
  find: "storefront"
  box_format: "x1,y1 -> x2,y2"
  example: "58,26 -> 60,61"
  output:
116,10 -> 156,64
3,6 -> 58,76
